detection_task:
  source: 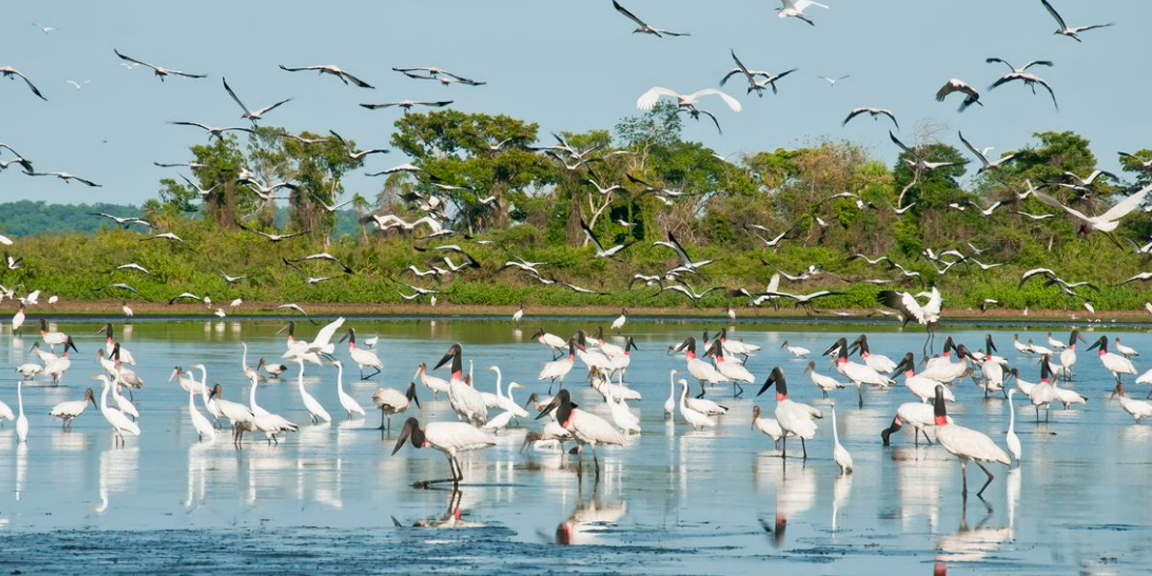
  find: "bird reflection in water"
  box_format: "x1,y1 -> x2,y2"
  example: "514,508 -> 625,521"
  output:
392,487 -> 485,529
554,476 -> 627,545
935,498 -> 1011,564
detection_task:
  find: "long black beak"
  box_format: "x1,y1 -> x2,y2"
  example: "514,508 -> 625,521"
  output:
756,376 -> 775,397
391,422 -> 412,455
67,338 -> 79,354
407,383 -> 420,408
433,349 -> 455,370
536,396 -> 559,420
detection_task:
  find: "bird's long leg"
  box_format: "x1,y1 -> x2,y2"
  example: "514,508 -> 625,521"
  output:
975,461 -> 996,498
780,436 -> 788,459
366,366 -> 381,379
960,460 -> 969,499
857,385 -> 864,409
921,429 -> 934,445
414,455 -> 460,489
591,444 -> 601,479
1034,406 -> 1040,424
800,438 -> 808,460
733,382 -> 744,398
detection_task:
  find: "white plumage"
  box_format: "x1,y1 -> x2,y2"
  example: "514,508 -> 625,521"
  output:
188,381 -> 216,442
49,388 -> 96,428
757,367 -> 821,459
332,360 -> 366,417
805,361 -> 845,398
636,87 -> 742,113
678,379 -> 716,430
96,375 -> 141,444
1005,389 -> 1021,465
1113,384 -> 1152,423
293,359 -> 331,424
392,417 -> 496,486
932,385 -> 1010,498
830,404 -> 853,475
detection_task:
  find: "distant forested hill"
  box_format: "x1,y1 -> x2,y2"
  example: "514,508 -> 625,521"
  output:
0,201 -> 361,237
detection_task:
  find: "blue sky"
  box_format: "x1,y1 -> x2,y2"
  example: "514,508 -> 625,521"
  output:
0,1 -> 1146,206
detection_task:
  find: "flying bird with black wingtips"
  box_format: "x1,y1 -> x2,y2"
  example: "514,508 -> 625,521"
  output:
958,131 -> 1016,173
222,77 -> 293,123
580,219 -> 636,259
612,0 -> 689,37
360,100 -> 454,111
1,66 -> 48,101
1040,0 -> 1114,42
986,58 -> 1059,111
279,64 -> 374,88
842,107 -> 899,130
935,79 -> 982,112
113,49 -> 206,80
26,171 -> 101,187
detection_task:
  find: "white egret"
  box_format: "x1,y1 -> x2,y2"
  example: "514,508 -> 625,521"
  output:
331,360 -> 366,418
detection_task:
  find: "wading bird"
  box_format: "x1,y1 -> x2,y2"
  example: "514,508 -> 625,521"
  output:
392,417 -> 496,487
536,389 -> 626,477
756,367 -> 822,459
932,385 -> 1010,499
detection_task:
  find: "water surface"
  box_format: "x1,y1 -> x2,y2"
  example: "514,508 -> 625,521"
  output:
1,319 -> 1150,575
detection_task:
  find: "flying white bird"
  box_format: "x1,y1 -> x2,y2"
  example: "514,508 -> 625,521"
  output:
1040,0 -> 1114,42
611,0 -> 689,37
842,107 -> 898,130
1,66 -> 48,100
776,0 -> 829,26
935,79 -> 982,112
113,49 -> 206,80
222,77 -> 292,122
279,64 -> 374,88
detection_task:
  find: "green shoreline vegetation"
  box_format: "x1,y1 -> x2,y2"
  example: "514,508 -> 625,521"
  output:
2,104 -> 1151,316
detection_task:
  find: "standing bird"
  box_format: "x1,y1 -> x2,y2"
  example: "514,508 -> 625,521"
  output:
49,388 -> 96,429
293,359 -> 331,424
880,402 -> 946,446
1086,336 -> 1137,383
935,79 -> 983,112
16,380 -> 28,443
830,404 -> 852,475
536,389 -> 626,477
678,378 -> 717,430
331,360 -> 366,419
342,328 -> 383,379
756,367 -> 822,459
1006,389 -> 1022,465
1111,384 -> 1152,423
435,343 -> 488,426
932,385 -> 1010,499
512,304 -> 524,324
391,417 -> 496,487
611,308 -> 628,331
372,381 -> 420,438
1113,338 -> 1139,359
188,380 -> 216,442
95,375 -> 141,446
751,405 -> 785,448
1040,0 -> 1114,42
804,361 -> 845,398
538,337 -> 583,391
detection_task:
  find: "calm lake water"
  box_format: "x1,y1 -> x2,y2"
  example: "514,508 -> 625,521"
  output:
1,317 -> 1151,575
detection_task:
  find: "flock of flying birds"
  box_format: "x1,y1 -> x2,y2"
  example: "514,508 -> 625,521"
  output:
2,1 -> 1149,322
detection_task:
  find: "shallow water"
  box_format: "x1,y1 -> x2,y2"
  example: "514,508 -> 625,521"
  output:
1,318 -> 1150,575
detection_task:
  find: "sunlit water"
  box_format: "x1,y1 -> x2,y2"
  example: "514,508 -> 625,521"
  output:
1,318 -> 1150,575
